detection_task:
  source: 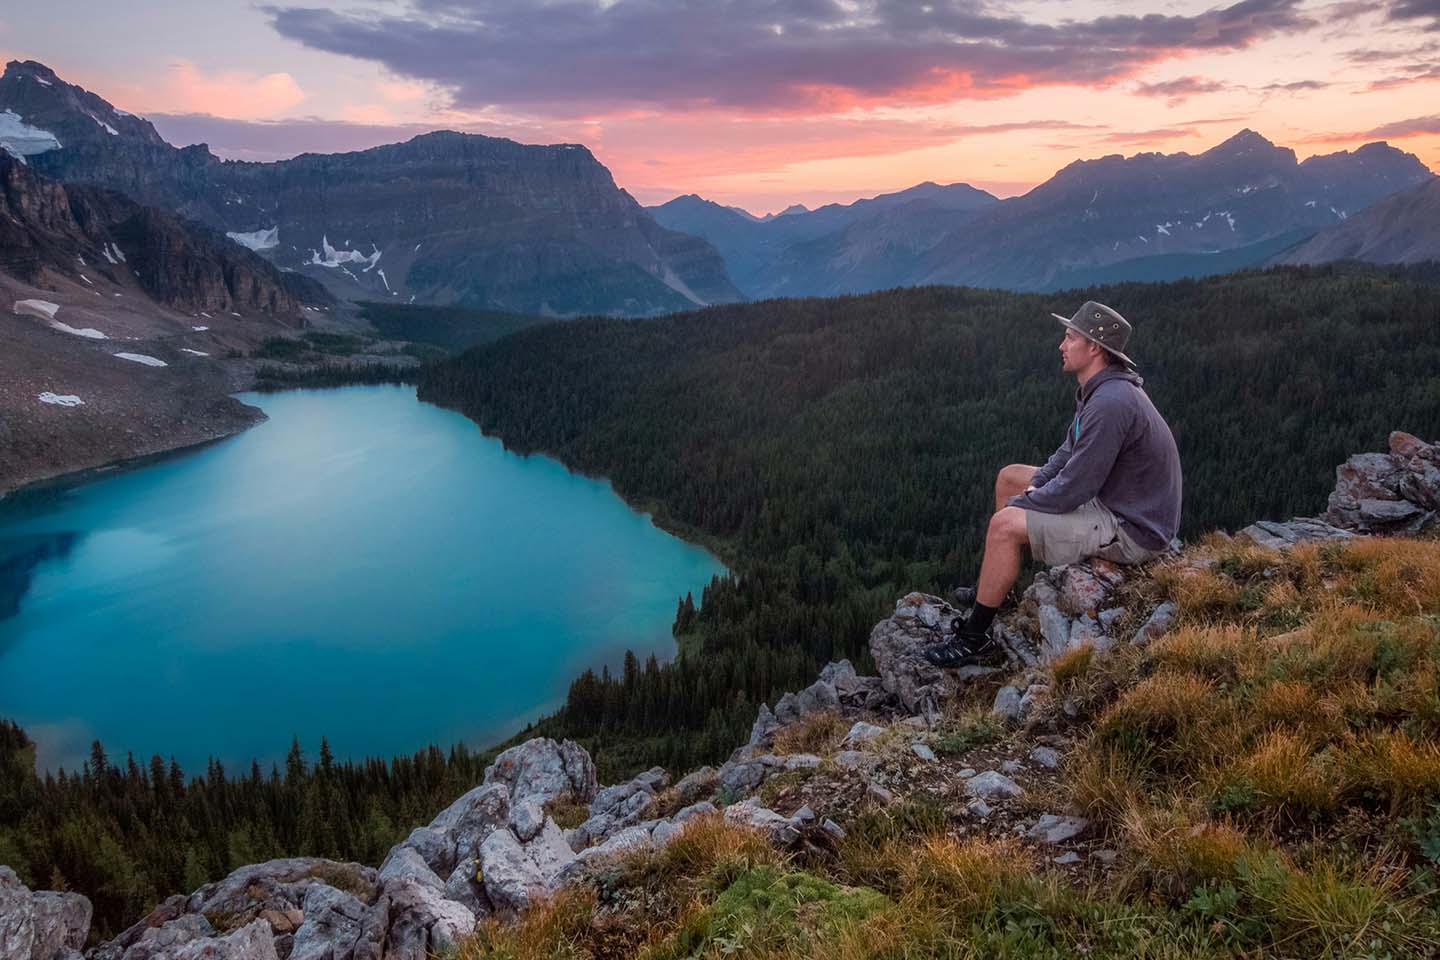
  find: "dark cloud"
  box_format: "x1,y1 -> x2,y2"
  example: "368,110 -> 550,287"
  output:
1344,39 -> 1440,61
1257,79 -> 1329,90
1133,76 -> 1228,98
1389,0 -> 1440,26
1357,113 -> 1440,137
264,0 -> 1313,115
1366,66 -> 1440,88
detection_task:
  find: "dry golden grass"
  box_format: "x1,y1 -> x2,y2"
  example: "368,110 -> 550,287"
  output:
1231,730 -> 1341,816
1049,644 -> 1094,687
771,710 -> 847,756
465,886 -> 599,960
1120,805 -> 1266,887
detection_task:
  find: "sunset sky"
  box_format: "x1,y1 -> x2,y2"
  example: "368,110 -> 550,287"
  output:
4,0 -> 1438,213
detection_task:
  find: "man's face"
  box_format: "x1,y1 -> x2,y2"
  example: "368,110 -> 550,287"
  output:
1059,328 -> 1097,373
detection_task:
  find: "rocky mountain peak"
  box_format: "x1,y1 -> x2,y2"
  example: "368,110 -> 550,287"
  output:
0,59 -> 167,151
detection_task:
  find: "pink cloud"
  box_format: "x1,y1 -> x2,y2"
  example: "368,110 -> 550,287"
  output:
116,59 -> 306,120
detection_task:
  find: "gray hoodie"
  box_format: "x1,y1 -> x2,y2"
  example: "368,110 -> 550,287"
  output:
1007,367 -> 1182,552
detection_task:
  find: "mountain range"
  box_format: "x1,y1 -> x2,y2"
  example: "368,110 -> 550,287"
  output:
0,60 -> 741,317
652,131 -> 1435,298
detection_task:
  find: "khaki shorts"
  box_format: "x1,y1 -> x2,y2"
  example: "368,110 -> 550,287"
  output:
1024,498 -> 1158,567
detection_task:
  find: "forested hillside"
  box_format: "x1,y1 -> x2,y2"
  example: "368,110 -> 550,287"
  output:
420,262 -> 1440,773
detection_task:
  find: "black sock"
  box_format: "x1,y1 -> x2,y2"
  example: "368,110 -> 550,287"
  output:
964,602 -> 999,636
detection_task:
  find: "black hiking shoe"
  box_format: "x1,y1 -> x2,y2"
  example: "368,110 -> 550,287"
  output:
924,628 -> 1007,669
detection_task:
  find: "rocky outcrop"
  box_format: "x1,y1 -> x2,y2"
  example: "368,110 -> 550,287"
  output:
482,738 -> 596,809
1241,431 -> 1438,546
1,867 -> 92,960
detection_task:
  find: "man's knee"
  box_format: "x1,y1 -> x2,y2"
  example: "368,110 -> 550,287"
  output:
996,463 -> 1037,486
987,506 -> 1029,543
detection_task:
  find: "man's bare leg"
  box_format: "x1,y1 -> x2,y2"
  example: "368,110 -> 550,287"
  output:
976,506 -> 1029,607
994,463 -> 1039,513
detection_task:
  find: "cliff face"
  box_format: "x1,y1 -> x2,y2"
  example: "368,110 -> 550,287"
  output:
0,153 -> 327,318
2,60 -> 742,316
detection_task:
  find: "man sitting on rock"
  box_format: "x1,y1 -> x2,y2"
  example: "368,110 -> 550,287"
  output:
925,301 -> 1182,668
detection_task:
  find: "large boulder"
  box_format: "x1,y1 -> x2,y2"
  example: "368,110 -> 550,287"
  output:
376,848 -> 443,893
287,885 -> 369,960
170,920 -> 278,960
380,881 -> 473,960
482,739 -> 596,808
424,783 -> 510,868
1323,432 -> 1438,533
477,831 -> 547,915
0,867 -> 91,960
185,859 -> 376,922
869,593 -> 967,714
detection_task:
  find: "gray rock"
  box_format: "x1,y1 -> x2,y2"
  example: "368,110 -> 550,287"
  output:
1,867 -> 36,960
1093,849 -> 1120,865
1068,614 -> 1106,651
1098,607 -> 1126,631
865,783 -> 896,805
1133,602 -> 1179,646
1037,603 -> 1072,660
1240,518 -> 1356,550
869,593 -> 964,715
1029,746 -> 1061,769
350,897 -> 387,960
821,819 -> 847,841
721,799 -> 795,842
674,801 -> 716,823
391,827 -> 453,877
483,738 -> 596,808
440,861 -> 489,919
288,885 -> 367,960
1057,566 -> 1110,617
747,704 -> 780,752
507,799 -> 546,843
438,784 -> 510,866
186,859 -> 375,921
1053,852 -> 1083,865
1026,815 -> 1089,845
966,772 -> 1024,800
911,743 -> 937,762
521,819 -> 577,884
957,768 -> 976,778
782,754 -> 822,771
842,721 -> 885,745
382,879 -> 474,960
999,759 -> 1023,775
112,914 -> 214,960
832,751 -> 869,771
377,847 -> 443,893
669,767 -> 717,807
965,799 -> 992,818
171,921 -> 278,960
773,679 -> 840,724
716,759 -> 768,799
990,686 -> 1023,722
1018,684 -> 1050,720
650,821 -> 684,847
477,830 -> 547,915
32,892 -> 91,960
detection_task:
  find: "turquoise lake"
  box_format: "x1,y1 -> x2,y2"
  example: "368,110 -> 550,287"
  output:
0,385 -> 724,775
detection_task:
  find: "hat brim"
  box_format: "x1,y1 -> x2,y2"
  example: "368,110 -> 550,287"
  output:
1052,313 -> 1137,369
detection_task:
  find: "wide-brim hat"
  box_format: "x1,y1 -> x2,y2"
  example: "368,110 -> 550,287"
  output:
1051,300 -> 1137,369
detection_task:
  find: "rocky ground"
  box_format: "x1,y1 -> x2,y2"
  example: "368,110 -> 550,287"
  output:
2,431 -> 1437,960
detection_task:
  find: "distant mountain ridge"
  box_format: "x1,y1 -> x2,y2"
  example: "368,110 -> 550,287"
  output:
649,181 -> 999,297
1273,177 -> 1440,266
0,60 -> 742,317
654,131 -> 1433,298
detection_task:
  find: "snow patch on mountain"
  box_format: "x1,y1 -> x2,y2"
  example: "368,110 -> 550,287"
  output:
51,321 -> 107,339
114,352 -> 167,367
90,114 -> 119,136
226,227 -> 280,252
0,110 -> 61,161
14,299 -> 61,320
38,392 -> 83,406
308,235 -> 381,272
